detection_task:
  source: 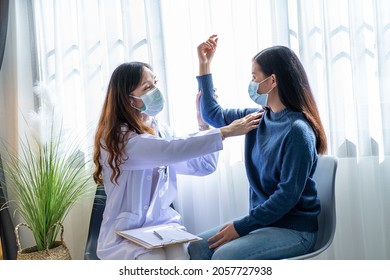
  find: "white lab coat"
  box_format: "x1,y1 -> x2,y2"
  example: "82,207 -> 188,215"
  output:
96,122 -> 223,259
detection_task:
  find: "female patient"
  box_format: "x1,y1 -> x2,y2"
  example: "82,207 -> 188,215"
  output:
188,35 -> 328,260
92,61 -> 261,260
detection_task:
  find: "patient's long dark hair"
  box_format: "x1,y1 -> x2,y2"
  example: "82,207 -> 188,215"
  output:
253,46 -> 327,154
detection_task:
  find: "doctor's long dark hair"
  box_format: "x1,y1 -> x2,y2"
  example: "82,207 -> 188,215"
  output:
253,46 -> 327,154
93,62 -> 156,185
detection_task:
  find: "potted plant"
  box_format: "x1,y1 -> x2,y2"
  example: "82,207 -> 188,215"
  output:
0,87 -> 93,259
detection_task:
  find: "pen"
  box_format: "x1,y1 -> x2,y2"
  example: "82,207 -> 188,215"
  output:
153,230 -> 163,240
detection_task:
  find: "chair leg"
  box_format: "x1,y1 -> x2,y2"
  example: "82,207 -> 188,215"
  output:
0,238 -> 3,260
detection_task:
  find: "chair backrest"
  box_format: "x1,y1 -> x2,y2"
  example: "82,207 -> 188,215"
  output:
289,155 -> 338,259
84,186 -> 106,260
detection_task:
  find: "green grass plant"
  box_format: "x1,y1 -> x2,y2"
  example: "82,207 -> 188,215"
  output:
1,123 -> 92,251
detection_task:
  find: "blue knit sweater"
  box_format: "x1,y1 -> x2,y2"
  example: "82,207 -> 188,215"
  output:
197,74 -> 320,236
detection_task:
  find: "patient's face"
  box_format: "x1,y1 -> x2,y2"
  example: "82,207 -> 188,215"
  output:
251,62 -> 267,83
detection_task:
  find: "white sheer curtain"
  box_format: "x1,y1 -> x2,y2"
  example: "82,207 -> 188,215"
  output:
32,0 -> 155,139
160,0 -> 390,260
27,0 -> 175,259
10,0 -> 160,259
0,0 -> 39,256
12,0 -> 389,259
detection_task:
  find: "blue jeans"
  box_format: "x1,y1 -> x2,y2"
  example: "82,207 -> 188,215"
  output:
188,226 -> 317,260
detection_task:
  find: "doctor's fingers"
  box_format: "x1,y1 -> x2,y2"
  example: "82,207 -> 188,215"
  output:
242,113 -> 262,128
245,111 -> 263,121
245,113 -> 262,127
228,118 -> 258,135
196,91 -> 202,101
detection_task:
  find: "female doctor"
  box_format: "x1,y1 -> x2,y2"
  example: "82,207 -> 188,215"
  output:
92,61 -> 262,260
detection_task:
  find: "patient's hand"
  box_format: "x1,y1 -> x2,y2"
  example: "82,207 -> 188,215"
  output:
208,223 -> 239,250
197,34 -> 219,75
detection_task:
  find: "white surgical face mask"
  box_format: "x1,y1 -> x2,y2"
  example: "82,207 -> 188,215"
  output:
248,76 -> 273,107
129,87 -> 164,116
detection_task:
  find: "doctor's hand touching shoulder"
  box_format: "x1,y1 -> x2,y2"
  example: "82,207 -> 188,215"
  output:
92,60 -> 261,261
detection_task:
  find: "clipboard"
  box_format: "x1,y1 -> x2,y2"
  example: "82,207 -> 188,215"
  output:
116,224 -> 202,249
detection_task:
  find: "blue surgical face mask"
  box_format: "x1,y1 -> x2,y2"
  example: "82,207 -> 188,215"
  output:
248,76 -> 273,107
129,87 -> 164,116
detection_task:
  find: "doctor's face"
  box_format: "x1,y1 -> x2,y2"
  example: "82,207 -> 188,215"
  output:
131,67 -> 158,109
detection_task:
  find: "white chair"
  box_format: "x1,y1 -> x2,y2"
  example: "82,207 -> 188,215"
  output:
288,155 -> 338,259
